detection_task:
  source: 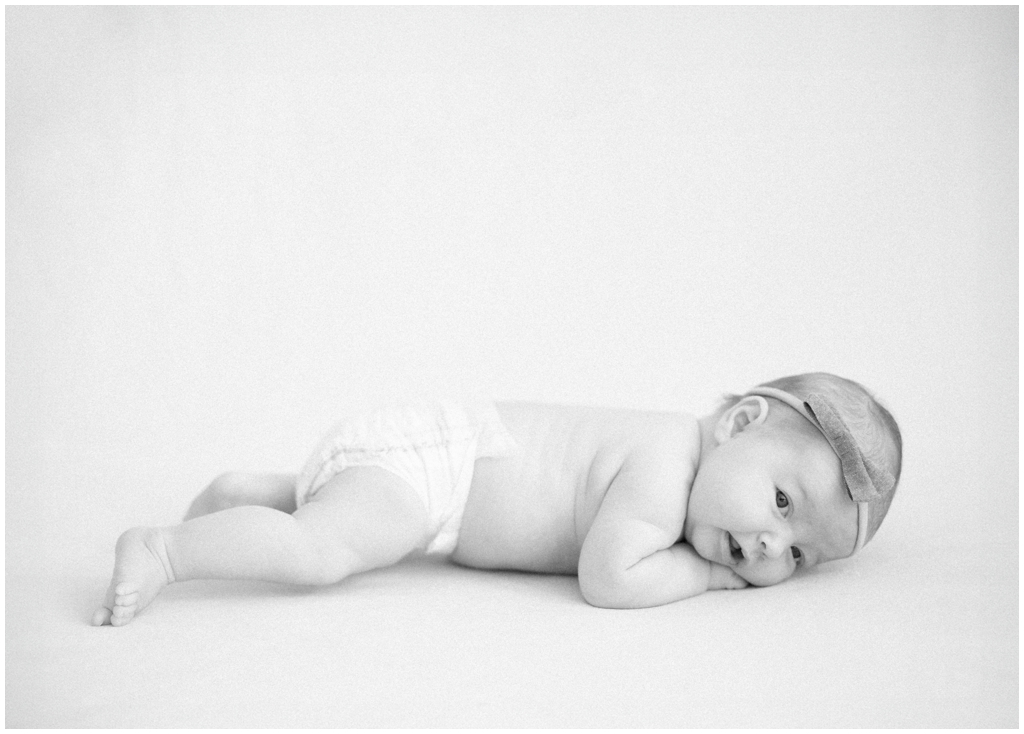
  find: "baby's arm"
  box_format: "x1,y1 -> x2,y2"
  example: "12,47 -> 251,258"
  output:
578,449 -> 746,608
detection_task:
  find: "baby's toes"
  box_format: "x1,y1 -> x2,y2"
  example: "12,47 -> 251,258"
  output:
115,590 -> 139,607
91,606 -> 113,626
110,605 -> 136,626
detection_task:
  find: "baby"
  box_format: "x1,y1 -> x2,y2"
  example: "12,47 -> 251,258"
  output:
93,372 -> 902,625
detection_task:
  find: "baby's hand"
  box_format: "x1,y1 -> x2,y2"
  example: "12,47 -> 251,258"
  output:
708,562 -> 749,591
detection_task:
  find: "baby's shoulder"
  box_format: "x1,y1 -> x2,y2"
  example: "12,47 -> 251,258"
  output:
604,408 -> 701,474
582,408 -> 701,534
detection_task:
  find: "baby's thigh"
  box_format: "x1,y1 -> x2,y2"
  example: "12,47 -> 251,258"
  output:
292,466 -> 431,573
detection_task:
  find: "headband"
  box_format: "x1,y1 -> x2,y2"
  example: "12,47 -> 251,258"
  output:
745,386 -> 896,555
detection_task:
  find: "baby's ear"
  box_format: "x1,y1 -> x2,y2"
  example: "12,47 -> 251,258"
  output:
714,396 -> 769,443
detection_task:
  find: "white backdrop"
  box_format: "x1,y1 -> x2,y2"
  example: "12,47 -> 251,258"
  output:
6,6 -> 1018,727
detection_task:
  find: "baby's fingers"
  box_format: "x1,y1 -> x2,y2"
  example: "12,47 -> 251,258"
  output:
709,563 -> 749,590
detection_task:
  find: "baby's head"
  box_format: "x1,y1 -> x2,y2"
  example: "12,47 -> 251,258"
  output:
683,372 -> 902,587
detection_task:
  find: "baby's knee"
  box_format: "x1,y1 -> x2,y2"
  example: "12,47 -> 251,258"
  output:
206,472 -> 251,510
291,537 -> 359,586
296,560 -> 353,587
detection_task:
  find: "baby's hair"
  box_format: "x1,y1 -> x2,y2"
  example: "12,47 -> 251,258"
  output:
720,372 -> 903,542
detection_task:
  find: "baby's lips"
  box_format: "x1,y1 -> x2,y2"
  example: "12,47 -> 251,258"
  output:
724,531 -> 743,565
720,530 -> 733,566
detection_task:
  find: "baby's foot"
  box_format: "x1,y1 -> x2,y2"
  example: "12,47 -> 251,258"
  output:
92,527 -> 175,627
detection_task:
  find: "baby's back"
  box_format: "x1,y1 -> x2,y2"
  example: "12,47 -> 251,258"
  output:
452,401 -> 698,574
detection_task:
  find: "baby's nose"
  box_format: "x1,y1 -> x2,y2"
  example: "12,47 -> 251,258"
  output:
757,531 -> 789,560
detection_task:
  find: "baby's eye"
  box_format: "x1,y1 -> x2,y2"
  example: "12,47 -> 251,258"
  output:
791,546 -> 804,565
775,489 -> 789,509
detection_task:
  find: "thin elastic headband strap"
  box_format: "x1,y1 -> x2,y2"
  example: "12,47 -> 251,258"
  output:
744,386 -> 873,555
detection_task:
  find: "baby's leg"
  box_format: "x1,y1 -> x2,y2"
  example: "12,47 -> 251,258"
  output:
93,467 -> 429,626
184,472 -> 297,520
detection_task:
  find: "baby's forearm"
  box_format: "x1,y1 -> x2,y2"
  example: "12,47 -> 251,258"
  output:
580,543 -> 714,609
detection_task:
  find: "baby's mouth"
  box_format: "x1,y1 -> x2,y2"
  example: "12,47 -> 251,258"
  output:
727,533 -> 744,564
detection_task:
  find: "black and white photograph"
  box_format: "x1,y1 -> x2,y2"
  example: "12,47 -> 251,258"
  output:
6,5 -> 1018,728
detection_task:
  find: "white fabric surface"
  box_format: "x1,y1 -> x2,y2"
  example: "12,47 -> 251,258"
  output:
7,529 -> 1016,727
6,6 -> 1017,728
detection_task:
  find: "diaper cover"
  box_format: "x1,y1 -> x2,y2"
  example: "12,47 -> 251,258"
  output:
295,399 -> 516,555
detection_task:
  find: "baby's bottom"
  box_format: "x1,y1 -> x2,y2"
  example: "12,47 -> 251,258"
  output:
92,467 -> 429,627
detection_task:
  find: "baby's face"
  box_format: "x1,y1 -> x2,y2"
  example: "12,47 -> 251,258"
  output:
683,414 -> 858,586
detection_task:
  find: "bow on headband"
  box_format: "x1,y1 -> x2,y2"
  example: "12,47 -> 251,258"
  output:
803,393 -> 896,504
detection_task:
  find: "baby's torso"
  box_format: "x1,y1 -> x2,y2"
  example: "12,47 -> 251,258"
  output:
451,401 -> 699,574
